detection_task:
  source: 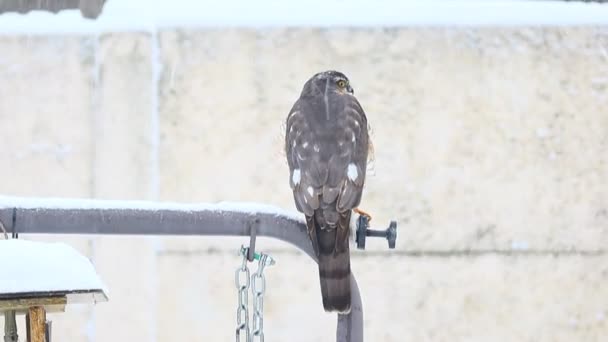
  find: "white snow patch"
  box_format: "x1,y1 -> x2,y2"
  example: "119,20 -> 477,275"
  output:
307,186 -> 314,197
302,142 -> 309,148
0,239 -> 108,295
0,195 -> 304,222
1,1 -> 608,34
313,144 -> 320,152
292,169 -> 301,185
347,163 -> 359,181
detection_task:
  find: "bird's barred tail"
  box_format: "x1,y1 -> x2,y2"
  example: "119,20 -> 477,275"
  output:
318,245 -> 351,313
312,210 -> 352,314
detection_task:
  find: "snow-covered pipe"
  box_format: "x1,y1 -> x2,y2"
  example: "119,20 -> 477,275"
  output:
0,195 -> 363,342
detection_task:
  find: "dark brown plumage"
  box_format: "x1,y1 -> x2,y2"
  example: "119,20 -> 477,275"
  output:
285,70 -> 369,313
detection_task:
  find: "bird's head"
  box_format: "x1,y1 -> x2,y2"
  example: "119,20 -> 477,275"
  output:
301,70 -> 354,96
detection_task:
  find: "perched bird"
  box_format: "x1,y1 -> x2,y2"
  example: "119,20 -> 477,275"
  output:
284,70 -> 370,313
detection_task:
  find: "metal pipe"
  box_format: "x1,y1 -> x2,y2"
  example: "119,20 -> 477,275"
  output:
0,198 -> 363,342
3,311 -> 18,342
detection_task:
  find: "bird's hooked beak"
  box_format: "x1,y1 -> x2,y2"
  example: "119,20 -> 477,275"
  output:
347,85 -> 354,94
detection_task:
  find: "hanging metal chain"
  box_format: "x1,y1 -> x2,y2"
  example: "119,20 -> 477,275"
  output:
235,245 -> 275,342
251,254 -> 274,342
235,248 -> 251,342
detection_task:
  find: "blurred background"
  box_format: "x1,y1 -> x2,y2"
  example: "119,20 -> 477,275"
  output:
0,0 -> 607,341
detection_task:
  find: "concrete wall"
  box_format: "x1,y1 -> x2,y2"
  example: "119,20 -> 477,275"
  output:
0,27 -> 607,341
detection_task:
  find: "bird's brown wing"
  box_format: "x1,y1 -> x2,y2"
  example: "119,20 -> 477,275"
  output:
285,95 -> 369,223
285,93 -> 368,313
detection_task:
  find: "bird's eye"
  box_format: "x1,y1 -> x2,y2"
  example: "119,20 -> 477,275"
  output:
337,80 -> 347,88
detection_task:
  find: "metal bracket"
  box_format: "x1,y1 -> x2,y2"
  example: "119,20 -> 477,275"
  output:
355,215 -> 397,250
247,219 -> 258,262
11,208 -> 17,239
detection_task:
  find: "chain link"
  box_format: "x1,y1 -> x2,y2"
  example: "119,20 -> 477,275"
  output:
235,250 -> 250,342
235,246 -> 275,342
251,255 -> 268,342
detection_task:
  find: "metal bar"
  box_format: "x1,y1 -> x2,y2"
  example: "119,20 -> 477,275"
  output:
0,199 -> 363,342
3,310 -> 18,342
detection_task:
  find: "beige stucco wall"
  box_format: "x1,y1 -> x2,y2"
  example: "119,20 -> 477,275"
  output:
0,27 -> 607,341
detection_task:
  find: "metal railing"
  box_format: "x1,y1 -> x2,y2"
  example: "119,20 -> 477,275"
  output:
0,197 -> 364,342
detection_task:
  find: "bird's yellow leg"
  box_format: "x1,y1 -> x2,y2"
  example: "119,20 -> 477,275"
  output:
354,208 -> 372,222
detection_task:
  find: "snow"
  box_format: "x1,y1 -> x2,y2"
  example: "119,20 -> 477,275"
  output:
0,239 -> 108,296
0,195 -> 305,222
0,0 -> 607,34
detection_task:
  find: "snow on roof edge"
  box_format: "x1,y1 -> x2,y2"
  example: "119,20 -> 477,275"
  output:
0,239 -> 109,297
0,1 -> 607,35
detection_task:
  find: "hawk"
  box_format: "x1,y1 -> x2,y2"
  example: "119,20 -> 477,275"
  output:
285,70 -> 369,313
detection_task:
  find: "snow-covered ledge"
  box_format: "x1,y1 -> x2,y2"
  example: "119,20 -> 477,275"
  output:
0,195 -> 304,220
0,239 -> 108,309
0,195 -> 305,236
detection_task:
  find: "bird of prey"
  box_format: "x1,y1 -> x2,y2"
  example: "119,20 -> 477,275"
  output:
284,70 -> 370,313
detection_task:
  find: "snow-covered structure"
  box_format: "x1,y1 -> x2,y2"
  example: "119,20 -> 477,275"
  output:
0,239 -> 108,342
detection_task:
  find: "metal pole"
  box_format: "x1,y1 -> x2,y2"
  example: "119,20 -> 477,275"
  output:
3,311 -> 18,342
0,197 -> 363,342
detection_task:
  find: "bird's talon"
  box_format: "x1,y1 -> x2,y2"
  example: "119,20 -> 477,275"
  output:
354,208 -> 372,222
